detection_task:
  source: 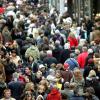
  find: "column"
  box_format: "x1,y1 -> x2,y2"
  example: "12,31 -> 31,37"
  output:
60,0 -> 65,15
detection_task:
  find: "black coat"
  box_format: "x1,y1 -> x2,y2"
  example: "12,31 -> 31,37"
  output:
59,49 -> 71,64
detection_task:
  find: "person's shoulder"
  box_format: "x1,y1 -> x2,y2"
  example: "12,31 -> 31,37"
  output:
0,98 -> 4,100
11,97 -> 16,100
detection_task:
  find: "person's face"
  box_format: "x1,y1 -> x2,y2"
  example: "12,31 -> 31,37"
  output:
4,91 -> 11,99
12,52 -> 16,57
29,56 -> 33,62
25,91 -> 33,100
98,65 -> 100,72
56,72 -> 61,78
40,67 -> 45,73
25,67 -> 31,74
38,86 -> 45,94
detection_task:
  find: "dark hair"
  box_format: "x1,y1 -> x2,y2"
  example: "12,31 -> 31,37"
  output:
86,87 -> 95,94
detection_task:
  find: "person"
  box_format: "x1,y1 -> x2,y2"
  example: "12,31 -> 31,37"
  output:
0,62 -> 6,98
70,68 -> 84,95
59,42 -> 71,64
61,82 -> 74,99
23,91 -> 35,100
69,86 -> 85,100
67,32 -> 78,48
77,46 -> 88,70
46,87 -> 62,100
43,50 -> 58,68
84,87 -> 99,100
0,88 -> 16,100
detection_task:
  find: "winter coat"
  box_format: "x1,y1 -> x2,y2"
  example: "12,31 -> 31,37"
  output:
77,52 -> 88,69
0,7 -> 5,14
59,49 -> 71,64
64,58 -> 79,70
8,81 -> 25,100
46,88 -> 62,100
43,56 -> 58,68
25,45 -> 40,61
68,36 -> 78,48
60,70 -> 73,82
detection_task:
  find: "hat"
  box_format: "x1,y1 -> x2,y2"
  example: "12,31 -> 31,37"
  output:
47,50 -> 52,55
47,75 -> 56,82
55,30 -> 60,34
39,64 -> 45,69
64,43 -> 70,49
88,49 -> 93,54
64,63 -> 69,70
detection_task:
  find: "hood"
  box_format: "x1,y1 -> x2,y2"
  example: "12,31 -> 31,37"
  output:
50,88 -> 59,95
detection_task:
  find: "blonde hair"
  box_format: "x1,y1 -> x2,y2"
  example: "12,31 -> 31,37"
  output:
88,70 -> 96,77
24,82 -> 34,91
69,32 -> 76,38
74,68 -> 82,81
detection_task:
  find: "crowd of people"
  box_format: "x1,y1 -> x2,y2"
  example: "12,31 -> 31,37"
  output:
0,0 -> 100,100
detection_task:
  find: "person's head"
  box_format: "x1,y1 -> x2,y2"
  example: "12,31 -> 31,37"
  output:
11,50 -> 17,57
55,70 -> 61,78
73,68 -> 82,81
24,90 -> 34,100
64,82 -> 70,89
75,48 -> 80,55
38,85 -> 46,94
61,93 -> 68,100
82,46 -> 88,52
69,83 -> 76,90
28,56 -> 34,62
25,67 -> 32,75
93,53 -> 100,65
24,82 -> 35,91
36,71 -> 42,79
69,32 -> 76,38
39,64 -> 46,73
3,89 -> 11,99
85,87 -> 95,97
46,50 -> 52,57
39,79 -> 48,89
97,62 -> 100,72
88,70 -> 96,77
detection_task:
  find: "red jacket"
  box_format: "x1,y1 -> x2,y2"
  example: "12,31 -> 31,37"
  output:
68,36 -> 78,48
0,7 -> 5,14
46,88 -> 62,100
77,52 -> 88,69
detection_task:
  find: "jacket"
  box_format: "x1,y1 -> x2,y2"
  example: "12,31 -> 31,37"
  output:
77,52 -> 88,69
25,45 -> 40,60
46,88 -> 62,100
68,36 -> 78,48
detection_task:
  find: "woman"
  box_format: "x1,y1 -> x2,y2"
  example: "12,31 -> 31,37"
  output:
67,32 -> 78,48
23,90 -> 35,100
26,56 -> 38,73
2,25 -> 12,44
22,82 -> 36,100
70,68 -> 84,95
85,70 -> 100,99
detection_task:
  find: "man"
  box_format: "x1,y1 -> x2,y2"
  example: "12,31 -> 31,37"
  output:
43,50 -> 58,68
61,82 -> 74,99
0,88 -> 16,100
77,46 -> 88,69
